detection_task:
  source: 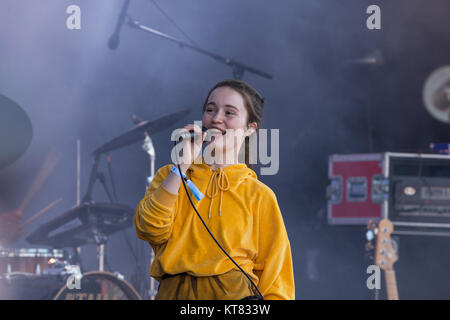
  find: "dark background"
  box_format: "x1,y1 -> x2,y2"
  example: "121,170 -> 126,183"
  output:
1,0 -> 450,299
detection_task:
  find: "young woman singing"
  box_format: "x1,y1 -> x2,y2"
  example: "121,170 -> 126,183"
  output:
135,79 -> 295,300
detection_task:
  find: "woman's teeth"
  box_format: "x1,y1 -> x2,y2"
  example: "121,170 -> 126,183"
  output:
210,128 -> 223,135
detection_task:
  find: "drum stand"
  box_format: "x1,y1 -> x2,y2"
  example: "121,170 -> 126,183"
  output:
93,228 -> 108,272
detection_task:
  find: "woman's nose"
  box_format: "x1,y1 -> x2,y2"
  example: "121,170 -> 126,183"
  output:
211,110 -> 224,123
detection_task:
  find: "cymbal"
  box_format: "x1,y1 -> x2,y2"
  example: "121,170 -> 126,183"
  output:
0,94 -> 32,169
93,108 -> 191,155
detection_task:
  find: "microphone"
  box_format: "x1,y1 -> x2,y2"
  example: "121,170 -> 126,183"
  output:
108,0 -> 131,50
178,126 -> 208,142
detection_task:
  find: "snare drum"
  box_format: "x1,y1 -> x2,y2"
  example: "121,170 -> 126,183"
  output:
0,248 -> 65,275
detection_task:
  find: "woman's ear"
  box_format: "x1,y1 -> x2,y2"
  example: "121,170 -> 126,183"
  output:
246,122 -> 257,136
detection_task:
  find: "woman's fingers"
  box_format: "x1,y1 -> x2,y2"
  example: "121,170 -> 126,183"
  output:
174,124 -> 204,168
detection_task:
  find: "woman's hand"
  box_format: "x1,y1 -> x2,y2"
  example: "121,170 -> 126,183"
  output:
175,124 -> 206,173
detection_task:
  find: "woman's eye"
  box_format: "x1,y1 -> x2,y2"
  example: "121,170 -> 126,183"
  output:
226,111 -> 235,116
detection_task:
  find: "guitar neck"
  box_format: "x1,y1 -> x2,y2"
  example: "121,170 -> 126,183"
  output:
384,269 -> 399,300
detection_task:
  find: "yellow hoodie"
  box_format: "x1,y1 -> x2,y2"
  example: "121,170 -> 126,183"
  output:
135,161 -> 295,300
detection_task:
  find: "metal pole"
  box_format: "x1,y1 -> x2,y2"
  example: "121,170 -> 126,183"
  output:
142,134 -> 156,299
77,139 -> 81,205
76,140 -> 82,266
98,244 -> 105,272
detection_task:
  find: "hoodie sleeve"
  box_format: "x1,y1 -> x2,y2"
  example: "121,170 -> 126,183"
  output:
253,188 -> 295,300
135,165 -> 178,245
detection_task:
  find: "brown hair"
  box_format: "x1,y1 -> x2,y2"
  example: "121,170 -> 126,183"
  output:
202,79 -> 265,170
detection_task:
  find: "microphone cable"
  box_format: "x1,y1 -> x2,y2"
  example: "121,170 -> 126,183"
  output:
173,138 -> 264,300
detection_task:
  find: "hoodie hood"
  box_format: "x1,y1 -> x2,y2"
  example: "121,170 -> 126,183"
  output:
186,157 -> 257,218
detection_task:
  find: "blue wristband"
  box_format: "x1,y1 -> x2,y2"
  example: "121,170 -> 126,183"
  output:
171,165 -> 204,201
171,165 -> 186,179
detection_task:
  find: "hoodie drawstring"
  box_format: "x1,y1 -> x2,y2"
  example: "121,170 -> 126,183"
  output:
205,168 -> 230,218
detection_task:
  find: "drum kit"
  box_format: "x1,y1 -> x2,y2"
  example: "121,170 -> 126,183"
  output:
0,96 -> 190,300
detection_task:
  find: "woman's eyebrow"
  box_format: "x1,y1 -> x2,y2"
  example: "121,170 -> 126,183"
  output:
206,102 -> 239,111
225,104 -> 239,111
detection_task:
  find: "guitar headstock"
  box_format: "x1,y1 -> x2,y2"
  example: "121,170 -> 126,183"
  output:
375,219 -> 398,271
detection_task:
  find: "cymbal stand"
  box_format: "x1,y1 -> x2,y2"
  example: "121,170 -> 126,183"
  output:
92,228 -> 108,272
143,134 -> 155,187
97,171 -> 114,203
94,165 -> 118,272
106,155 -> 119,202
82,151 -> 115,272
142,133 -> 157,299
74,140 -> 84,272
82,154 -> 101,204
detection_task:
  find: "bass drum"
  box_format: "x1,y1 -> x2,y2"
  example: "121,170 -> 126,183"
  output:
53,271 -> 142,300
